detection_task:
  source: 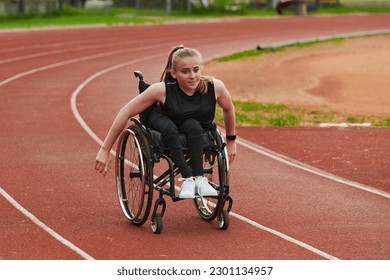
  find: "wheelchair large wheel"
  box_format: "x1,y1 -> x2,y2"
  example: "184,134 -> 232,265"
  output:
115,124 -> 153,226
194,132 -> 229,222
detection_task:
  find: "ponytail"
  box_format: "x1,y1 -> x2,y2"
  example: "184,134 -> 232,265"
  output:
160,45 -> 184,82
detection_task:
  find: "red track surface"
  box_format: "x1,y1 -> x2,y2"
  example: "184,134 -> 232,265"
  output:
1,14 -> 389,260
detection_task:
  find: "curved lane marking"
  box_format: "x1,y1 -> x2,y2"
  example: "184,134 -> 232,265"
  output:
0,49 -> 133,87
0,44 -> 164,88
0,186 -> 94,260
236,136 -> 390,199
0,39 -> 140,65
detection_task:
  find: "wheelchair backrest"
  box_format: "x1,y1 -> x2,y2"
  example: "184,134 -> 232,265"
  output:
134,71 -> 155,126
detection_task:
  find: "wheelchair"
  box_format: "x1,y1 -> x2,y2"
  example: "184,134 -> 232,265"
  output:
114,71 -> 233,234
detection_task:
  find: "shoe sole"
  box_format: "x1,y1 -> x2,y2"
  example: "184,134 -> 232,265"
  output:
179,193 -> 195,199
197,188 -> 218,197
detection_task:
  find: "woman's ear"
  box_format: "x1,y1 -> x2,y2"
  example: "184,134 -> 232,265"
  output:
170,69 -> 176,79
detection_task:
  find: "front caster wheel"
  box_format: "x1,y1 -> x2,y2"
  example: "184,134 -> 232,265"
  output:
151,213 -> 163,234
217,209 -> 230,230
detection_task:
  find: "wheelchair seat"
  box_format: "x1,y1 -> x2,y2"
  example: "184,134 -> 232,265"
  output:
146,127 -> 217,153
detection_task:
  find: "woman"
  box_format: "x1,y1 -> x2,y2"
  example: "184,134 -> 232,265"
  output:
95,45 -> 237,199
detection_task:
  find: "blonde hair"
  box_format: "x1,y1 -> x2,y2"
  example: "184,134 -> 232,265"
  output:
160,45 -> 212,94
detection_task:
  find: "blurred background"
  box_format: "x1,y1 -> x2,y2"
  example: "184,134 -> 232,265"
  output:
1,0 -> 390,19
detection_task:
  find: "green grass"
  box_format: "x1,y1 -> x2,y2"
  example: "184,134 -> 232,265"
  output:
217,37 -> 349,62
0,6 -> 171,28
1,3 -> 390,29
215,100 -> 390,127
312,3 -> 390,15
1,4 -> 268,29
217,47 -> 286,62
373,117 -> 390,127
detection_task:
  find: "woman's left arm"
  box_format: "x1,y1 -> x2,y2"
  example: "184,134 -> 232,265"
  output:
214,79 -> 237,163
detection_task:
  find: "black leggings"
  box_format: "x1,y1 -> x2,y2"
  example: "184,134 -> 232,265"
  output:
148,110 -> 205,178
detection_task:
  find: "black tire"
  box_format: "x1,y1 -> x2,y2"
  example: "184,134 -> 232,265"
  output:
151,213 -> 163,234
194,131 -> 228,221
217,209 -> 230,230
115,124 -> 153,226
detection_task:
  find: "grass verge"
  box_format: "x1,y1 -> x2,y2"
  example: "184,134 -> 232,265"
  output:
215,101 -> 390,127
1,4 -> 390,29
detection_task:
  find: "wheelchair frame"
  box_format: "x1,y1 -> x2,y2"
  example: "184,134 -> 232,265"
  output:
114,72 -> 233,234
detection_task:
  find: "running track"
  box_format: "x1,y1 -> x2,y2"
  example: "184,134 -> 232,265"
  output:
1,14 -> 390,260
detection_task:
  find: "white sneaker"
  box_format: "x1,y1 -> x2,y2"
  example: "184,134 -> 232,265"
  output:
178,177 -> 195,199
195,176 -> 218,196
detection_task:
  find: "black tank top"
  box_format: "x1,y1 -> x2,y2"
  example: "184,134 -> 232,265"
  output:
162,79 -> 216,129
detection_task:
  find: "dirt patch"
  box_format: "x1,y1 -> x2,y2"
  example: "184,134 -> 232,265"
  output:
204,35 -> 390,192
204,35 -> 390,117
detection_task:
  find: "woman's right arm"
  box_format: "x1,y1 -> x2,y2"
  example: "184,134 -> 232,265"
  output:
95,82 -> 165,176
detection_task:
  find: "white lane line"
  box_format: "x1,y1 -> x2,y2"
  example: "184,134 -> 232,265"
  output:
319,122 -> 372,127
0,186 -> 94,260
0,44 -> 162,88
0,39 -> 138,65
71,59 -> 339,260
0,49 -> 130,87
230,212 -> 339,260
236,136 -> 390,199
0,37 -> 175,65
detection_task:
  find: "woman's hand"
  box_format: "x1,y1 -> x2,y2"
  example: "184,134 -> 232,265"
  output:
95,147 -> 111,176
226,140 -> 237,163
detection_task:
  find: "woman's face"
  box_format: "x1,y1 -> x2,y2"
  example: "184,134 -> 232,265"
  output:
171,56 -> 202,95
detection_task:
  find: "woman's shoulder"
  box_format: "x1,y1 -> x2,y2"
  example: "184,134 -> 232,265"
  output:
209,77 -> 230,100
146,81 -> 166,93
142,81 -> 166,103
210,77 -> 225,87
202,76 -> 223,89
210,77 -> 227,93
